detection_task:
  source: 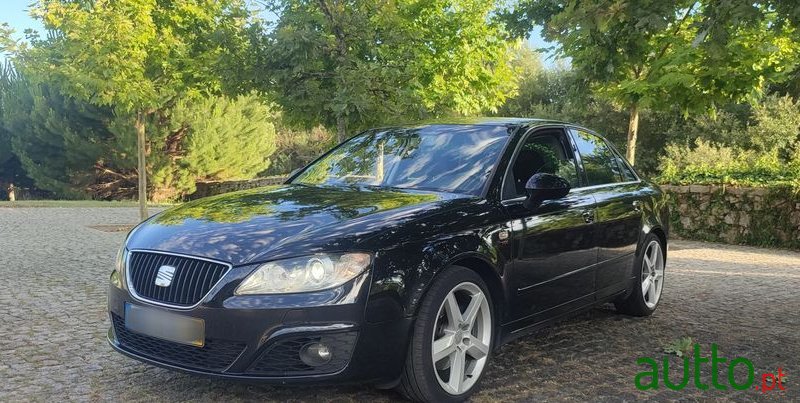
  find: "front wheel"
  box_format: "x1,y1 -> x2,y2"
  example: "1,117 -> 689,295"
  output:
615,234 -> 666,316
398,266 -> 493,402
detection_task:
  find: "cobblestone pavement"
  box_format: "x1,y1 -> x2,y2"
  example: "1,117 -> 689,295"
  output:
1,207 -> 798,402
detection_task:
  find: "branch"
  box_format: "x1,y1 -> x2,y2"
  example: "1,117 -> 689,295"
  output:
644,2 -> 698,80
317,0 -> 348,59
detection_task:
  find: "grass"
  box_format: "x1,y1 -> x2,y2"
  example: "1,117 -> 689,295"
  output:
0,200 -> 175,208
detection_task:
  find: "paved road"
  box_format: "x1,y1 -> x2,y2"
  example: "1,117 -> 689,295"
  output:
1,207 -> 798,401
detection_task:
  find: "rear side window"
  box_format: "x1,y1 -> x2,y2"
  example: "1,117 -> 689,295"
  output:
615,155 -> 638,182
571,129 -> 625,186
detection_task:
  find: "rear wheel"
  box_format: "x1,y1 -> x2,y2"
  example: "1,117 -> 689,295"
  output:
398,266 -> 493,402
615,234 -> 665,316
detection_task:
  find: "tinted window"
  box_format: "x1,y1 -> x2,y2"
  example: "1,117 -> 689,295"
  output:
615,155 -> 638,181
293,125 -> 509,195
505,130 -> 579,198
571,130 -> 623,186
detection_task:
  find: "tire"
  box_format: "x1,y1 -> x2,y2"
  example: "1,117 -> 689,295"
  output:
615,233 -> 666,316
398,266 -> 494,402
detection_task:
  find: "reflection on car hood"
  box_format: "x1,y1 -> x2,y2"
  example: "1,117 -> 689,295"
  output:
126,184 -> 463,265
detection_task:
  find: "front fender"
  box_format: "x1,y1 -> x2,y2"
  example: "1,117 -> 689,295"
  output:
364,228 -> 509,324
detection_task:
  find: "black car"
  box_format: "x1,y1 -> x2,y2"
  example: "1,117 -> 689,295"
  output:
108,118 -> 669,402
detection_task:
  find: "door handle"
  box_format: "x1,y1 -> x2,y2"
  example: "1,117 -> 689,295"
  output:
632,200 -> 642,212
582,210 -> 594,224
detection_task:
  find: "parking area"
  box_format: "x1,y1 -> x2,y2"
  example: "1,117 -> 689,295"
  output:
1,207 -> 798,401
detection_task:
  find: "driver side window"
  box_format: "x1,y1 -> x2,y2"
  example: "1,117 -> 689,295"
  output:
503,129 -> 579,199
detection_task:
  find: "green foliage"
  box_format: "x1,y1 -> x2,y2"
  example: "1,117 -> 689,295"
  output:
0,63 -> 15,178
663,337 -> 693,357
260,0 -> 518,139
500,1 -> 800,164
0,70 -> 277,200
745,94 -> 800,155
657,94 -> 800,187
504,1 -> 799,112
500,63 -> 800,178
0,62 -> 35,198
658,140 -> 800,188
498,48 -> 578,118
1,75 -> 115,198
261,123 -> 335,177
147,94 -> 277,200
0,0 -> 276,202
22,0 -> 253,111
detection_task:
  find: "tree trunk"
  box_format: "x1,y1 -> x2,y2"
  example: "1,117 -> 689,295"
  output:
336,115 -> 347,143
625,103 -> 640,166
318,0 -> 350,145
7,183 -> 15,202
134,112 -> 148,221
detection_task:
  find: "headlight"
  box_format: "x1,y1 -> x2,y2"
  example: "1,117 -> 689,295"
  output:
111,246 -> 126,288
115,246 -> 126,272
235,253 -> 372,295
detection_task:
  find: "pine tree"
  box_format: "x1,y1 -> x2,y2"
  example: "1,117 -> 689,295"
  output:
146,94 -> 277,201
1,73 -> 115,199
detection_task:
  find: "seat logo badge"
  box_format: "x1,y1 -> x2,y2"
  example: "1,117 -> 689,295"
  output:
155,265 -> 176,287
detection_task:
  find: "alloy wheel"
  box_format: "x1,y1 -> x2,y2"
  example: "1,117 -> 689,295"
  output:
641,240 -> 665,308
431,282 -> 492,395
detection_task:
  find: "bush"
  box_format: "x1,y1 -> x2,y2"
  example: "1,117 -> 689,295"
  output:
745,94 -> 800,157
147,94 -> 277,201
260,123 -> 335,176
657,140 -> 800,188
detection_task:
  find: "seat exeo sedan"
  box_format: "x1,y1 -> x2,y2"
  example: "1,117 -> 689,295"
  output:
108,118 -> 669,402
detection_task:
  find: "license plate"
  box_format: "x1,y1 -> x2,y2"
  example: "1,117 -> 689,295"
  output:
125,303 -> 205,347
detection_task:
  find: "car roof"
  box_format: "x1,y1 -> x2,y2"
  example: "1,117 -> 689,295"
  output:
383,117 -> 568,132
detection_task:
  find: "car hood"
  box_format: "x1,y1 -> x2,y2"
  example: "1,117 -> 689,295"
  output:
126,184 -> 465,265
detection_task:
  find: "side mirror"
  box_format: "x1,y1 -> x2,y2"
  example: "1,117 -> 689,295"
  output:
523,173 -> 571,210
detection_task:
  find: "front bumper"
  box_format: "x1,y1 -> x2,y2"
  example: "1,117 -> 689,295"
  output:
107,275 -> 412,384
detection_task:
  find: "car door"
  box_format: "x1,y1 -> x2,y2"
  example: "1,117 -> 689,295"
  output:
502,127 -> 598,325
569,128 -> 644,299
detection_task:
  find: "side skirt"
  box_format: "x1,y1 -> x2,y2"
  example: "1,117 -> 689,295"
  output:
496,289 -> 627,347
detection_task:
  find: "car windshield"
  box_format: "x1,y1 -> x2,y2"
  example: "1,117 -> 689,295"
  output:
292,125 -> 511,195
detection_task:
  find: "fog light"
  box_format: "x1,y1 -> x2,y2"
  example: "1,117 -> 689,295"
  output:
299,342 -> 332,366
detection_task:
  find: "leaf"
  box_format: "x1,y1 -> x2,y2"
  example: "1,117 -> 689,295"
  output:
663,337 -> 693,357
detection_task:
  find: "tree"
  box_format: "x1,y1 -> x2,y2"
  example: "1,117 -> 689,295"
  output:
0,60 -> 16,199
501,1 -> 800,165
1,73 -> 278,201
2,72 -> 116,198
260,0 -> 518,142
11,0 -> 252,219
145,94 -> 278,201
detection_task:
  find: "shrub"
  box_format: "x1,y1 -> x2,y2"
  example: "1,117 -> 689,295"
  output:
745,94 -> 800,157
147,94 -> 277,201
657,140 -> 800,188
260,123 -> 335,176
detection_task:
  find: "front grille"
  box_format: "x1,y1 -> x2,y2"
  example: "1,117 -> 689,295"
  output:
111,314 -> 245,372
247,332 -> 358,376
127,251 -> 229,307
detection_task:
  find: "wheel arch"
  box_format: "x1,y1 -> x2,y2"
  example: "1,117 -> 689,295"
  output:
446,255 -> 506,326
649,226 -> 668,260
405,248 -> 508,325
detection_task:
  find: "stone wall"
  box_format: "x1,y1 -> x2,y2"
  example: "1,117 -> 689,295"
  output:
662,184 -> 800,250
188,175 -> 288,200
